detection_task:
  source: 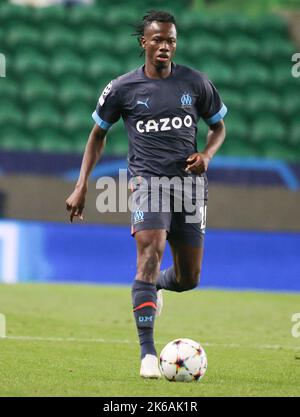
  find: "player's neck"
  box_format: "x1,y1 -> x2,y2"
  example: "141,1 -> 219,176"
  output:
144,62 -> 172,79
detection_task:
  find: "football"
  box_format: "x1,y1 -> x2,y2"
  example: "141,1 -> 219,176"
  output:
159,338 -> 207,382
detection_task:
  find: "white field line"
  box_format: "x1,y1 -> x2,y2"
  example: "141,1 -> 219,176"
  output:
1,335 -> 300,352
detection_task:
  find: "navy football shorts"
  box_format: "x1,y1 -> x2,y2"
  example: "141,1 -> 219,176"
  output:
130,174 -> 208,248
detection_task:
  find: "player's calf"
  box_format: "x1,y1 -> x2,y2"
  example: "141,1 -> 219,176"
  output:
156,266 -> 200,292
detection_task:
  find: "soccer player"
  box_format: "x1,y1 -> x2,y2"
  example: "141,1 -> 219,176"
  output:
66,10 -> 227,378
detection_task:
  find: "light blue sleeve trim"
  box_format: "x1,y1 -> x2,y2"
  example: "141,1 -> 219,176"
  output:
92,111 -> 112,130
204,103 -> 228,126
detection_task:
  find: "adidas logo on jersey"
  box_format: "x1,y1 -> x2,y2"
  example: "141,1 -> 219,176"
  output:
136,115 -> 193,133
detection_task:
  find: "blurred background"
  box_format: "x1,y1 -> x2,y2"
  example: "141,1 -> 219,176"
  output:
0,0 -> 299,290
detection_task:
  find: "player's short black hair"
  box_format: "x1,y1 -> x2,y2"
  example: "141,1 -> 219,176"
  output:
132,10 -> 177,55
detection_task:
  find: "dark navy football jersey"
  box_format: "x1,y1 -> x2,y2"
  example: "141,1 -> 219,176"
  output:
92,63 -> 227,177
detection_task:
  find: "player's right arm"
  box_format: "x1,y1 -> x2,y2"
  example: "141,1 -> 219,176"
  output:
66,78 -> 121,222
66,124 -> 106,223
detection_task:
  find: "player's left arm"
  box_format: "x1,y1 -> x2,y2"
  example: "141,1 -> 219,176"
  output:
186,119 -> 226,174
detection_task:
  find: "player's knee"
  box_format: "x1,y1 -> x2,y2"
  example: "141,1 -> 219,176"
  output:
176,268 -> 200,292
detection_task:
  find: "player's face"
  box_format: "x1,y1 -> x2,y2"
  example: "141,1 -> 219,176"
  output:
141,22 -> 177,69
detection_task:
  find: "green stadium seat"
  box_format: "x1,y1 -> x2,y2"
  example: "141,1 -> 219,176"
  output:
187,34 -> 223,58
107,136 -> 128,156
0,5 -> 294,160
26,103 -> 61,130
1,136 -> 36,152
175,56 -> 196,70
87,55 -> 123,82
67,4 -> 103,27
272,63 -> 296,90
63,103 -> 93,132
199,59 -> 234,88
281,91 -> 300,120
261,142 -> 298,162
179,12 -> 215,34
113,33 -> 139,56
226,121 -> 249,142
0,3 -> 34,27
50,51 -> 85,77
67,127 -> 92,149
109,120 -> 126,137
224,35 -> 260,61
123,58 -> 142,74
101,136 -> 113,155
225,111 -> 248,141
78,28 -> 114,55
5,24 -> 41,49
105,8 -> 140,30
0,78 -> 19,100
58,77 -> 95,106
212,13 -> 252,38
250,14 -> 288,39
0,3 -> 19,24
0,27 -> 4,47
289,120 -> 300,145
71,139 -> 86,154
43,25 -> 77,50
290,144 -> 300,162
222,140 -> 259,158
245,89 -> 281,117
13,50 -> 49,77
0,99 -> 24,127
251,116 -> 286,143
32,5 -> 67,27
234,61 -> 269,88
35,131 -> 74,154
260,37 -> 295,61
127,46 -> 143,63
22,75 -> 56,102
106,121 -> 128,155
220,89 -> 243,112
68,4 -> 97,27
0,126 -> 35,152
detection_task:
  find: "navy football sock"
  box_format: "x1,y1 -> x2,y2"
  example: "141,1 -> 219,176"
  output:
131,280 -> 157,359
156,266 -> 190,292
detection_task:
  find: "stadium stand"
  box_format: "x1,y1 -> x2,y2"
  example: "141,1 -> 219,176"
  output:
0,1 -> 299,161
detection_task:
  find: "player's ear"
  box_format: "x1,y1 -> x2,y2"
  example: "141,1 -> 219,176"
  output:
140,36 -> 146,49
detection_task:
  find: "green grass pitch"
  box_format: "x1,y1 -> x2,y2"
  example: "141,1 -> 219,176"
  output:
0,283 -> 300,397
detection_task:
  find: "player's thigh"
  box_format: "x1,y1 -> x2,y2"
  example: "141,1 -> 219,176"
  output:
168,174 -> 207,253
135,229 -> 167,261
168,174 -> 207,282
135,229 -> 168,282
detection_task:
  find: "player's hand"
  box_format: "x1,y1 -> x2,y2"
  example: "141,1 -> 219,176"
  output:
185,153 -> 210,174
66,185 -> 87,223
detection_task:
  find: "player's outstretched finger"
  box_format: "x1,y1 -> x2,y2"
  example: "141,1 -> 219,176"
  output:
69,207 -> 77,223
78,207 -> 84,221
